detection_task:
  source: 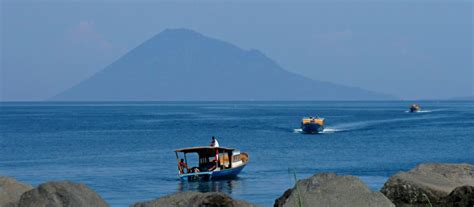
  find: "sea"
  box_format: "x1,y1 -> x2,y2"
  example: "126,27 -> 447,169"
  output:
1,101 -> 473,206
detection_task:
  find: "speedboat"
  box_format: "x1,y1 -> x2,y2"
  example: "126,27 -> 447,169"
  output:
409,104 -> 421,113
301,116 -> 324,134
174,146 -> 249,181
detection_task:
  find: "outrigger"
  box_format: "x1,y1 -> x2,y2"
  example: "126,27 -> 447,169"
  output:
175,146 -> 249,181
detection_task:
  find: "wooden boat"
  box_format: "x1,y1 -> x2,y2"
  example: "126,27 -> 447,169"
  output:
175,146 -> 249,181
410,104 -> 421,113
301,116 -> 324,134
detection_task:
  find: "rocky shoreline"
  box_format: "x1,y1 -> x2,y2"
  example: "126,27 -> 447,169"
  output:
1,163 -> 473,207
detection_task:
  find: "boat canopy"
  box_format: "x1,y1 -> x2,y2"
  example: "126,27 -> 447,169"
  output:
175,146 -> 236,155
302,117 -> 324,125
302,116 -> 323,120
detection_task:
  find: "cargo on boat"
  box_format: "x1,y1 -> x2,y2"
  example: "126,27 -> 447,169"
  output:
301,116 -> 324,134
175,146 -> 249,181
410,104 -> 421,113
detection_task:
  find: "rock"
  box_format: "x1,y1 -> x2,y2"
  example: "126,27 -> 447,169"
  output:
17,181 -> 108,207
381,163 -> 474,206
440,186 -> 474,207
131,191 -> 258,207
274,173 -> 394,207
0,177 -> 33,207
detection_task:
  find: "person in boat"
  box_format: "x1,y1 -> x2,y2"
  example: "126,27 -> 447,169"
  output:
210,136 -> 219,147
178,159 -> 189,174
208,160 -> 217,171
209,136 -> 220,171
190,167 -> 200,173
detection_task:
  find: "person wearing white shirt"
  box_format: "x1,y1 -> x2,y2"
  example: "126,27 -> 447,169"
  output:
210,136 -> 219,147
209,136 -> 220,171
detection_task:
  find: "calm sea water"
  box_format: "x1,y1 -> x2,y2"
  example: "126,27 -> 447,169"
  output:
1,101 -> 473,206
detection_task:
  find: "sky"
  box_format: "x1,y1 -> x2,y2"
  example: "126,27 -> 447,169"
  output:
1,0 -> 473,101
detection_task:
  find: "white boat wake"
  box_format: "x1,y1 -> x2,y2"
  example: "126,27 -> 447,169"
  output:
321,128 -> 343,133
404,110 -> 432,113
293,127 -> 344,134
294,114 -> 447,134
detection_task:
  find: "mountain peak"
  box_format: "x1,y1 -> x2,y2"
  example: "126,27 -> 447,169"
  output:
158,28 -> 203,38
135,28 -> 235,55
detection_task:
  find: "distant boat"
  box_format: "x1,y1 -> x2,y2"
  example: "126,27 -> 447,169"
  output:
175,146 -> 249,181
409,104 -> 421,113
301,116 -> 325,134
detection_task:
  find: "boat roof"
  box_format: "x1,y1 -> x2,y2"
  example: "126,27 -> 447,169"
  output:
175,146 -> 236,153
303,117 -> 324,119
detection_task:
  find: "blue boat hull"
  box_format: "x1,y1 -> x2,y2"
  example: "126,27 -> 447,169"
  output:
179,164 -> 247,181
211,164 -> 246,179
301,123 -> 324,134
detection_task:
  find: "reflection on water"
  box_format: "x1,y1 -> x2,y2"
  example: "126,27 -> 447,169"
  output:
177,178 -> 240,195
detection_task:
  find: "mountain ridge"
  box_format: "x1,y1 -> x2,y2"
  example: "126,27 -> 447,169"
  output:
51,28 -> 395,101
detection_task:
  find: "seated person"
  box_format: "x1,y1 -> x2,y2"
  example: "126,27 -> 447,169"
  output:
178,159 -> 189,174
208,159 -> 218,171
190,167 -> 200,173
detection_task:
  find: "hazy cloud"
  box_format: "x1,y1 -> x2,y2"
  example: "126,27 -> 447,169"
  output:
67,20 -> 114,51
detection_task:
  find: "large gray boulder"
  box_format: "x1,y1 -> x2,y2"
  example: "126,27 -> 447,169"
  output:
131,192 -> 258,207
0,177 -> 33,207
274,173 -> 394,207
17,181 -> 108,207
381,163 -> 474,206
440,185 -> 474,207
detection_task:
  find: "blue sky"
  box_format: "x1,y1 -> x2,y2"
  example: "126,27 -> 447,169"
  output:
1,0 -> 472,101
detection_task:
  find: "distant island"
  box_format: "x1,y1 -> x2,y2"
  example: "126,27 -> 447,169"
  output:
448,96 -> 474,101
51,28 -> 394,101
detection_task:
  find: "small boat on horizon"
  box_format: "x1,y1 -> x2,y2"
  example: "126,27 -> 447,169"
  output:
409,104 -> 421,113
301,116 -> 325,134
175,146 -> 249,181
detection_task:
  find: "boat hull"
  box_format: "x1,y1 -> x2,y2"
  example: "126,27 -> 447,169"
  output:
179,164 -> 247,181
301,123 -> 324,134
211,164 -> 246,179
409,105 -> 421,113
